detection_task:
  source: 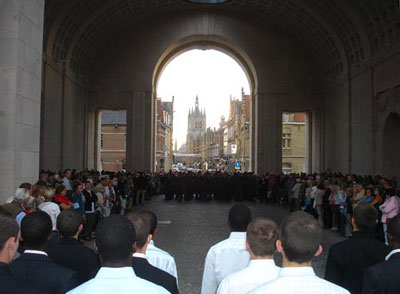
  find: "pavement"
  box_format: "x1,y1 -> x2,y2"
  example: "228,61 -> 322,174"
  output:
128,195 -> 346,294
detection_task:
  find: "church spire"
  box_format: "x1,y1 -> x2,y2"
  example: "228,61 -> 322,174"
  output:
195,95 -> 199,109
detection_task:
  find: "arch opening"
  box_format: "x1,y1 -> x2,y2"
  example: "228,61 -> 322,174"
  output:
152,37 -> 257,172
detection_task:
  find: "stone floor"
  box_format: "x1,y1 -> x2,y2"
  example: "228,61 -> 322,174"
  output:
130,195 -> 345,294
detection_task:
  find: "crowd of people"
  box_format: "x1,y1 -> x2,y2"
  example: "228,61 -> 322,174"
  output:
0,168 -> 400,293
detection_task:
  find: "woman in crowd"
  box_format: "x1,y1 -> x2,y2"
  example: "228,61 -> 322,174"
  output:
71,181 -> 86,219
38,187 -> 61,243
380,188 -> 399,244
54,184 -> 74,210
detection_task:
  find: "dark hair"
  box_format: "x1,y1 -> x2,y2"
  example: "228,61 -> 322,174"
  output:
126,213 -> 150,249
388,215 -> 400,245
57,210 -> 82,237
228,204 -> 252,232
21,211 -> 52,249
73,181 -> 82,192
139,211 -> 158,235
55,184 -> 66,194
247,218 -> 278,257
280,211 -> 321,263
19,183 -> 32,190
353,202 -> 378,232
95,215 -> 136,264
0,212 -> 19,251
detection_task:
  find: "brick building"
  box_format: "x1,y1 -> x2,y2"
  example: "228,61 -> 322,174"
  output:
156,98 -> 174,171
100,110 -> 127,171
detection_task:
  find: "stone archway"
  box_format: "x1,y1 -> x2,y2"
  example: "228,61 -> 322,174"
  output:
152,35 -> 258,172
382,113 -> 400,178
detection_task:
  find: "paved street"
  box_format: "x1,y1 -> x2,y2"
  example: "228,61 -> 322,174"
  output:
131,195 -> 345,294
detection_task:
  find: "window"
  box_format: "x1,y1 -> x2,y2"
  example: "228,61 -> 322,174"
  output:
282,163 -> 292,174
282,133 -> 291,149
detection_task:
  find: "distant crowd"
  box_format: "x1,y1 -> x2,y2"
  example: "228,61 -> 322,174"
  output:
0,168 -> 399,293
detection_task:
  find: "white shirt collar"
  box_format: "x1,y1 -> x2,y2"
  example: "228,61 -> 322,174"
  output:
279,267 -> 315,277
229,232 -> 247,239
133,252 -> 147,259
96,267 -> 136,279
386,249 -> 400,261
248,259 -> 276,267
24,250 -> 48,256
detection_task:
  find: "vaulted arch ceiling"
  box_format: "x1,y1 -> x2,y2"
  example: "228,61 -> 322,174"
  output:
43,0 -> 400,82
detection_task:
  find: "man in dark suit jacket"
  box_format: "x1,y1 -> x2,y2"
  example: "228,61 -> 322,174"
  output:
47,210 -> 100,284
127,213 -> 179,294
0,212 -> 43,294
325,203 -> 390,294
9,211 -> 79,294
362,215 -> 400,294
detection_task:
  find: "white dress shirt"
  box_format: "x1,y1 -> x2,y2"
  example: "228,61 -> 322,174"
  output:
201,232 -> 250,294
67,267 -> 170,294
63,177 -> 72,191
248,267 -> 350,294
39,202 -> 61,230
147,240 -> 178,280
217,259 -> 280,294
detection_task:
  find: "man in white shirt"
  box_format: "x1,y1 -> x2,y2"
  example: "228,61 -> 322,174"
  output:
249,211 -> 349,294
140,211 -> 178,279
201,204 -> 252,294
67,214 -> 169,294
63,169 -> 73,192
217,217 -> 280,294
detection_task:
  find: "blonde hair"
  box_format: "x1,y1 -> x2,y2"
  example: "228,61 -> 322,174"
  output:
43,187 -> 55,202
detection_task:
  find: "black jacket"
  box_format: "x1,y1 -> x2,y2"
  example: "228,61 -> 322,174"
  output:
0,262 -> 43,294
47,238 -> 100,284
132,256 -> 179,294
9,253 -> 79,294
82,189 -> 98,212
325,231 -> 391,294
362,251 -> 400,294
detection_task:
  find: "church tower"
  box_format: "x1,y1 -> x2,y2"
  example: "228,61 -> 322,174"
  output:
186,95 -> 206,154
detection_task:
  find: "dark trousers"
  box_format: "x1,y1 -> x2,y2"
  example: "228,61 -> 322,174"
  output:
85,212 -> 96,235
290,198 -> 300,212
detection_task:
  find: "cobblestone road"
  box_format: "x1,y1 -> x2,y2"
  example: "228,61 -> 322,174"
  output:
131,195 -> 345,294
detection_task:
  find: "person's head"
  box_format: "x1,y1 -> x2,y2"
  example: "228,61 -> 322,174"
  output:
57,210 -> 82,239
387,215 -> 400,249
21,211 -> 52,250
100,177 -> 108,186
126,213 -> 151,251
0,212 -> 19,264
278,211 -> 322,264
228,204 -> 252,232
95,215 -> 136,266
246,218 -> 278,258
352,202 -> 378,233
139,211 -> 158,235
374,187 -> 381,196
84,181 -> 92,190
43,187 -> 55,202
64,169 -> 71,179
74,181 -> 83,194
19,183 -> 32,195
13,188 -> 30,208
55,184 -> 66,195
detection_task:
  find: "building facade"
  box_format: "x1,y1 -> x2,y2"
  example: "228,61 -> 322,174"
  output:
100,111 -> 127,172
186,96 -> 206,155
156,98 -> 174,172
282,113 -> 307,174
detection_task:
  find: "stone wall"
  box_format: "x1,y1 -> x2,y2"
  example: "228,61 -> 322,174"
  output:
0,0 -> 44,202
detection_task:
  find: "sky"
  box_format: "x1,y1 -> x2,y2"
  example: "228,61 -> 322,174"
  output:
157,49 -> 250,149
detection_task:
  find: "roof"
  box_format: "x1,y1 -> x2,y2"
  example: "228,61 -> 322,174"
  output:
101,110 -> 127,125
